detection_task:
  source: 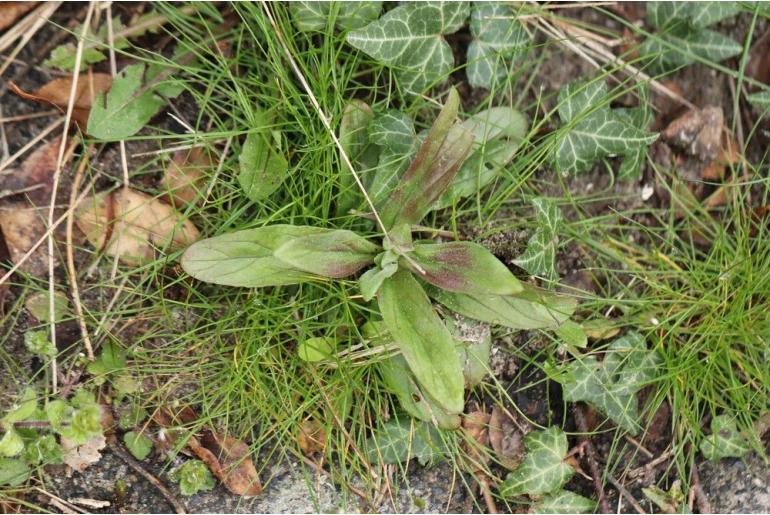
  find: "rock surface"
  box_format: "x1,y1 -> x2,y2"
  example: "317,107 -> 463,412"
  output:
699,452 -> 770,513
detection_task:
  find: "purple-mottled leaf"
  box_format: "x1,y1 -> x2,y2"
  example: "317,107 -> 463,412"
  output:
380,88 -> 474,228
274,229 -> 378,278
405,241 -> 522,295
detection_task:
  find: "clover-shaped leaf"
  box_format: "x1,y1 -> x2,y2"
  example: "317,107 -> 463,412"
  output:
699,415 -> 750,461
553,80 -> 658,176
532,490 -> 597,514
555,332 -> 660,435
467,2 -> 528,90
347,2 -> 470,92
500,426 -> 574,497
513,198 -> 562,280
291,1 -> 382,32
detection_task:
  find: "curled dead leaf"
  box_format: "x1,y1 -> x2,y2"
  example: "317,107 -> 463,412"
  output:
161,147 -> 212,207
662,106 -> 723,161
75,188 -> 200,266
9,74 -> 112,128
187,432 -> 262,497
62,434 -> 107,473
296,418 -> 326,456
461,410 -> 490,475
488,406 -> 530,470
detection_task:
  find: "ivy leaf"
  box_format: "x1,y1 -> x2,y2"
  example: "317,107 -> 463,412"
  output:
366,110 -> 418,206
648,2 -> 742,30
532,490 -> 598,514
238,124 -> 288,202
555,332 -> 660,435
170,459 -> 216,496
406,241 -> 522,295
291,1 -> 382,32
0,429 -> 24,457
378,270 -> 465,414
347,2 -> 470,92
380,88 -> 474,228
124,431 -> 153,461
297,337 -> 337,362
513,198 -> 562,280
0,458 -> 30,486
554,80 -> 658,175
500,426 -> 574,497
699,415 -> 750,461
429,283 -> 576,330
87,63 -> 165,140
466,2 -> 528,89
182,225 -> 334,287
273,229 -> 378,278
615,99 -> 654,179
337,100 -> 378,215
366,418 -> 450,466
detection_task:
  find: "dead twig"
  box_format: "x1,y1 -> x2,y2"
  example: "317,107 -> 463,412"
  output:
689,465 -> 712,514
608,475 -> 647,514
574,406 -> 611,514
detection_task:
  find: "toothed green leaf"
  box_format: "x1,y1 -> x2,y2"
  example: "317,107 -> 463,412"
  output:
347,2 -> 469,92
2,388 -> 38,425
699,415 -> 750,461
500,426 -> 573,497
170,459 -> 215,496
513,198 -> 562,280
466,2 -> 528,89
124,431 -> 153,461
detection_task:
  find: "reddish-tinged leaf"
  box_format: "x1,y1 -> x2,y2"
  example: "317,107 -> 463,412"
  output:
273,229 -> 378,279
9,74 -> 112,128
406,241 -> 522,295
380,88 -> 474,228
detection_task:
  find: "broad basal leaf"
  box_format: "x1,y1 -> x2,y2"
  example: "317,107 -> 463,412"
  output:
337,100 -> 378,215
238,126 -> 288,202
513,198 -> 562,280
347,2 -> 470,92
500,426 -> 573,497
0,458 -> 30,486
291,1 -> 382,32
556,332 -> 660,435
532,490 -> 598,514
367,110 -> 418,206
380,88 -> 474,228
553,80 -> 658,175
467,2 -> 528,90
273,229 -> 378,278
699,414 -> 750,461
182,225 -> 331,287
430,283 -> 576,330
378,270 -> 465,414
406,241 -> 522,295
88,64 -> 165,140
366,418 -> 450,466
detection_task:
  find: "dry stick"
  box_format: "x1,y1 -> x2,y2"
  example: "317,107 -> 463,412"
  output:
46,1 -> 95,394
110,440 -> 187,514
574,406 -> 611,514
32,487 -> 86,515
607,475 -> 647,515
105,6 -> 130,189
0,2 -> 62,76
0,110 -> 60,124
66,153 -> 94,360
0,183 -> 45,200
203,137 -> 232,205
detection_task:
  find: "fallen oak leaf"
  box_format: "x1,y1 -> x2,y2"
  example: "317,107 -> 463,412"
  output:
661,105 -> 723,161
9,74 -> 112,129
161,147 -> 212,207
0,136 -> 64,206
75,188 -> 199,266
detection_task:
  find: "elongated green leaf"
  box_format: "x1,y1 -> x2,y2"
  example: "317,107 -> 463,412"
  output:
337,100 -> 377,215
359,250 -> 399,301
238,127 -> 288,202
532,490 -> 598,514
467,2 -> 528,89
380,89 -> 474,228
274,229 -> 378,278
378,270 -> 465,414
406,241 -> 522,295
347,2 -> 469,92
181,225 -> 331,287
699,415 -> 750,461
430,284 -> 576,330
88,64 -> 164,140
555,320 -> 588,349
500,426 -> 574,497
291,1 -> 382,32
556,332 -> 660,435
513,199 -> 562,279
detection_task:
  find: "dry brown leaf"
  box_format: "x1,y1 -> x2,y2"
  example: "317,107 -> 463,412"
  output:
488,406 -> 529,471
61,434 -> 107,473
9,74 -> 112,128
461,411 -> 490,475
0,2 -> 35,32
75,188 -> 200,266
662,106 -> 723,161
161,147 -> 212,207
0,136 -> 63,206
0,205 -> 49,277
296,418 -> 326,456
187,432 -> 262,497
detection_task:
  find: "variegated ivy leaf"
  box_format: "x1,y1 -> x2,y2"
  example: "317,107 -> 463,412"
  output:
640,2 -> 743,72
367,110 -> 418,206
291,1 -> 382,32
699,415 -> 750,461
531,490 -> 597,514
500,426 -> 573,497
513,198 -> 562,280
614,89 -> 654,179
366,417 -> 451,466
467,2 -> 528,90
748,90 -> 770,111
553,80 -> 658,176
555,332 -> 660,435
347,2 -> 470,92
